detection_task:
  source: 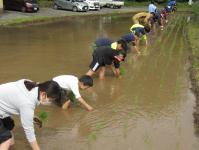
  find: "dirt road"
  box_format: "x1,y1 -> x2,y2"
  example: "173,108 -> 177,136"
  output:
0,7 -> 146,25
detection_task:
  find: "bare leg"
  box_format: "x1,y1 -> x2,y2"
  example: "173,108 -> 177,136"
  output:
0,138 -> 12,150
99,67 -> 106,80
160,18 -> 164,30
10,132 -> 15,146
133,46 -> 140,54
134,37 -> 140,54
86,69 -> 95,77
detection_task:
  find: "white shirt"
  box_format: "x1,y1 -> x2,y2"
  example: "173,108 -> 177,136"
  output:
148,3 -> 157,13
53,75 -> 81,99
0,79 -> 39,143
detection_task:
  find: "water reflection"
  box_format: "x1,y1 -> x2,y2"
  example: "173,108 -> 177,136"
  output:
0,14 -> 199,150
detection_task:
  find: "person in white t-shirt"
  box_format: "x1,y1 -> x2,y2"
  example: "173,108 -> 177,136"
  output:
53,75 -> 93,111
0,79 -> 61,150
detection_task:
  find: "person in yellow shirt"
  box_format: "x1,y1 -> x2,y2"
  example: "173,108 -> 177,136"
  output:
130,23 -> 150,49
132,12 -> 153,27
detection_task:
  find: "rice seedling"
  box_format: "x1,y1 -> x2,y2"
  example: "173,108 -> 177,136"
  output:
39,111 -> 49,122
88,131 -> 97,142
96,122 -> 106,131
173,74 -> 180,97
33,111 -> 49,128
122,120 -> 128,138
175,142 -> 180,150
143,134 -> 153,150
68,92 -> 77,103
120,67 -> 126,75
192,58 -> 199,70
195,72 -> 199,82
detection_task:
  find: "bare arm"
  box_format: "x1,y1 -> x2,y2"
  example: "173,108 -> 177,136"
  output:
135,35 -> 140,47
20,107 -> 40,150
133,44 -> 140,54
111,66 -> 120,77
145,37 -> 148,46
142,35 -> 148,46
78,97 -> 93,111
62,100 -> 71,110
114,68 -> 120,77
30,140 -> 40,150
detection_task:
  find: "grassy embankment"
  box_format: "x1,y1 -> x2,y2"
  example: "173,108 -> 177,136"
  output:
187,3 -> 199,128
0,16 -> 57,26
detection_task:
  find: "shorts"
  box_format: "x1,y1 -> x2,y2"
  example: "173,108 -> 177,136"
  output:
89,61 -> 100,72
0,119 -> 12,144
89,56 -> 104,72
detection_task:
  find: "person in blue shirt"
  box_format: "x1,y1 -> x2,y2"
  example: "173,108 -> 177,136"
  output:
120,33 -> 139,54
148,1 -> 164,30
93,34 -> 137,54
93,38 -> 113,50
93,38 -> 128,53
165,0 -> 176,13
148,1 -> 157,13
130,24 -> 151,51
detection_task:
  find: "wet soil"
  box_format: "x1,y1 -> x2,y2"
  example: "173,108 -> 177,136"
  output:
0,13 -> 198,150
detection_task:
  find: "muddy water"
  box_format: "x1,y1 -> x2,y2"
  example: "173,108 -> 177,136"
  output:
0,14 -> 198,150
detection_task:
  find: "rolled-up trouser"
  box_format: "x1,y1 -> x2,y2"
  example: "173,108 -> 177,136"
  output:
89,54 -> 105,72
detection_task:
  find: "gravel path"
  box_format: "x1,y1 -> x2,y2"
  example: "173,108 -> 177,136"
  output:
0,7 -> 147,25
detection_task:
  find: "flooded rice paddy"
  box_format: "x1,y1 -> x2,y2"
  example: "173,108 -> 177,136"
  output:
0,14 -> 199,150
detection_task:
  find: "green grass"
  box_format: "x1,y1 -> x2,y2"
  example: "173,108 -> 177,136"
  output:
143,133 -> 153,150
0,16 -> 56,26
124,1 -> 197,12
192,3 -> 199,14
120,67 -> 126,75
38,0 -> 53,7
188,2 -> 199,84
124,1 -> 151,7
177,2 -> 199,12
88,131 -> 97,142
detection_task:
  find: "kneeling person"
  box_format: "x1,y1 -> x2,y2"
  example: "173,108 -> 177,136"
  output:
53,75 -> 93,111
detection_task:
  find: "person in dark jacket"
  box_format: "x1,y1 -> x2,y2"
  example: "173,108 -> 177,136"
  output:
93,38 -> 128,53
86,46 -> 126,79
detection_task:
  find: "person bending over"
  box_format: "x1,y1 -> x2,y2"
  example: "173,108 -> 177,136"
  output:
93,38 -> 128,53
0,79 -> 61,150
86,46 -> 126,79
53,75 -> 93,111
130,23 -> 151,47
120,32 -> 140,54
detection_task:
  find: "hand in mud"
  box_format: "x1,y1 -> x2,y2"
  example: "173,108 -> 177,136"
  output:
118,75 -> 122,79
137,51 -> 141,55
33,116 -> 42,128
87,106 -> 94,111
